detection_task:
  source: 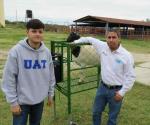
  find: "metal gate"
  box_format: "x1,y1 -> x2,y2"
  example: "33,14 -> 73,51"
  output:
51,40 -> 101,115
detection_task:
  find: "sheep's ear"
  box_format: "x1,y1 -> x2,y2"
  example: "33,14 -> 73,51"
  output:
66,34 -> 72,42
66,32 -> 80,42
69,32 -> 77,36
71,32 -> 74,34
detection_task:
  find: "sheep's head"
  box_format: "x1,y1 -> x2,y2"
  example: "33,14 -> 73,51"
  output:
66,32 -> 81,57
67,32 -> 80,43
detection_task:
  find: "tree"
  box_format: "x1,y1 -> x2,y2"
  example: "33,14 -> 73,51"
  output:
146,18 -> 150,22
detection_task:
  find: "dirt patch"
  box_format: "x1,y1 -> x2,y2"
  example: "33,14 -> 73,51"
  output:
132,53 -> 150,85
132,53 -> 150,63
0,50 -> 8,60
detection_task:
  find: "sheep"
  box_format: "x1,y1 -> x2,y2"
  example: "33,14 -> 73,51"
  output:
66,32 -> 100,83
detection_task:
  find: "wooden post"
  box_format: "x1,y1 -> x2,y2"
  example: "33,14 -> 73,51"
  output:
105,22 -> 109,35
142,26 -> 144,40
75,22 -> 77,33
126,27 -> 128,39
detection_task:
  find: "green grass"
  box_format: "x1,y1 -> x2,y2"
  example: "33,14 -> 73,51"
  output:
122,39 -> 150,54
0,27 -> 68,50
1,24 -> 150,125
1,24 -> 150,53
1,83 -> 150,125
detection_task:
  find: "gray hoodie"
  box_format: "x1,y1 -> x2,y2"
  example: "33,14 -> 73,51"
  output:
1,38 -> 56,106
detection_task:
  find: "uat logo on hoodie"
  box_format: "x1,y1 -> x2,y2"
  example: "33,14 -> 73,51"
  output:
24,60 -> 47,69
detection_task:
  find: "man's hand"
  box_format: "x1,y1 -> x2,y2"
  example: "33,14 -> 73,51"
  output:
11,105 -> 22,115
114,91 -> 123,102
47,96 -> 53,107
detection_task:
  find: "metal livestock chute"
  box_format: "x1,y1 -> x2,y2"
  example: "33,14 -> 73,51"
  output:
51,40 -> 101,124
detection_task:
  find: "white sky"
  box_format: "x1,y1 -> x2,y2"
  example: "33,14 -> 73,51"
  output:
4,0 -> 150,24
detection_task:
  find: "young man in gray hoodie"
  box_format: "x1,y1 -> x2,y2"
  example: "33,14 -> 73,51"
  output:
1,19 -> 56,125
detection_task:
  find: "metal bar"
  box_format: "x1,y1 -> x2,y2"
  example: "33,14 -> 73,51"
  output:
69,80 -> 98,88
70,74 -> 97,81
55,85 -> 68,96
70,65 -> 98,71
61,81 -> 98,90
51,41 -> 55,53
71,87 -> 97,94
97,65 -> 101,87
67,44 -> 71,114
61,44 -> 64,81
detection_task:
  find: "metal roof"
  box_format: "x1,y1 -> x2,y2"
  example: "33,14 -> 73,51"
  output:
74,15 -> 150,28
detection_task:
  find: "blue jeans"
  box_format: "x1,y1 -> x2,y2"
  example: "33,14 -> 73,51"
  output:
13,101 -> 44,125
92,83 -> 122,125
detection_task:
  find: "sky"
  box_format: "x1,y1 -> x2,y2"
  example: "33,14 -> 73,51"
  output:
4,0 -> 150,25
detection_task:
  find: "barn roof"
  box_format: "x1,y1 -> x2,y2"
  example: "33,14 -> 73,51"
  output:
73,15 -> 150,28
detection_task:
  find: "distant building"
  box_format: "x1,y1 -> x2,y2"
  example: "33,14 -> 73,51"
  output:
0,0 -> 5,27
72,15 -> 150,40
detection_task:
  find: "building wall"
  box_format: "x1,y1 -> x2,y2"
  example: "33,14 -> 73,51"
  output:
0,0 -> 5,27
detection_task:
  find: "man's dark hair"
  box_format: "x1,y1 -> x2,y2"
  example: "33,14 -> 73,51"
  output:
105,29 -> 121,38
26,19 -> 45,30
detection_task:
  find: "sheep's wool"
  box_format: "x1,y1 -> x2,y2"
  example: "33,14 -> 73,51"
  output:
73,45 -> 100,66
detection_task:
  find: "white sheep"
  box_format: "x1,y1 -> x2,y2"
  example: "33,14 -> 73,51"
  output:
67,32 -> 100,83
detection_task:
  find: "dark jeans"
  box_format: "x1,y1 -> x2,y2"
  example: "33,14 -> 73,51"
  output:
13,101 -> 44,125
92,83 -> 122,125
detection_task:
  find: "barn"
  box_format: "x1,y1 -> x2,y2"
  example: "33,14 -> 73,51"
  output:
71,15 -> 150,40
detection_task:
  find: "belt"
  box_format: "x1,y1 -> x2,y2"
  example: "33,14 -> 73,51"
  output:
101,81 -> 122,89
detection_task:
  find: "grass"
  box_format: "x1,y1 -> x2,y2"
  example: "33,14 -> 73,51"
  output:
1,83 -> 150,125
122,39 -> 150,54
1,24 -> 150,125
